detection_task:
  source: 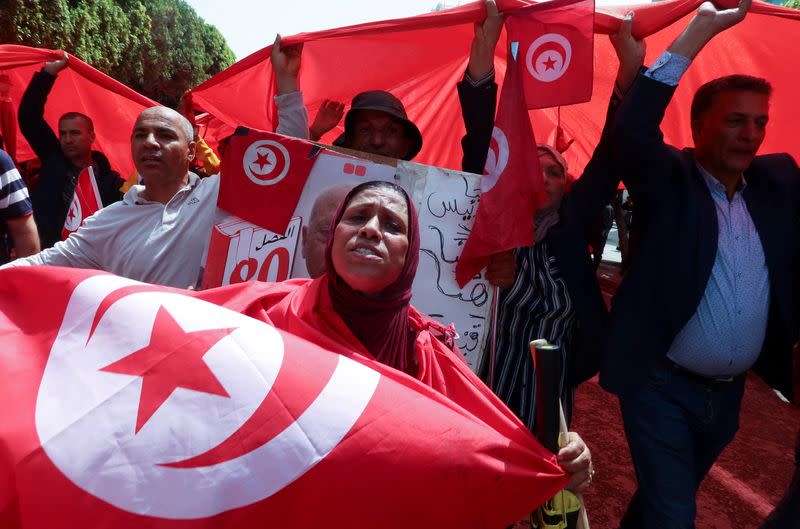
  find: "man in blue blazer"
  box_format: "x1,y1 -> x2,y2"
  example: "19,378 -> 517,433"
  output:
600,1 -> 800,527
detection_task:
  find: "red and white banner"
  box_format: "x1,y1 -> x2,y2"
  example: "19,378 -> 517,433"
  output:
0,267 -> 567,528
455,51 -> 546,287
506,0 -> 595,110
61,166 -> 102,240
218,128 -> 318,234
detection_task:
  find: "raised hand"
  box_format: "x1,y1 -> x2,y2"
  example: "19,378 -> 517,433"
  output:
44,51 -> 69,76
610,12 -> 646,93
310,99 -> 345,141
272,34 -> 304,94
693,0 -> 752,35
668,0 -> 752,59
468,0 -> 505,80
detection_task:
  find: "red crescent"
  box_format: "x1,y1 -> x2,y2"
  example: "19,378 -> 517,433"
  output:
534,41 -> 567,66
88,284 -> 166,344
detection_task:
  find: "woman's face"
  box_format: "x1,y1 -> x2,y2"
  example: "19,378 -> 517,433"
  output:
331,187 -> 410,295
539,152 -> 567,210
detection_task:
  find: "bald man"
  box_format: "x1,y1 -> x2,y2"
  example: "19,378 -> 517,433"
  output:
3,106 -> 219,288
301,184 -> 352,278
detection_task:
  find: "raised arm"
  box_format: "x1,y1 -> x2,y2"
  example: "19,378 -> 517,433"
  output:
458,0 -> 503,176
272,35 -> 310,139
17,53 -> 68,160
566,12 -> 645,228
613,0 -> 752,198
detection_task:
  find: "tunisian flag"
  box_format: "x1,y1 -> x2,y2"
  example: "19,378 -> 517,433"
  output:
61,166 -> 102,240
218,128 -> 318,234
455,51 -> 546,287
506,0 -> 595,109
0,267 -> 567,529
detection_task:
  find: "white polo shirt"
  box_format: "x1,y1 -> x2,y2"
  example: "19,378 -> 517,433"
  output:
5,173 -> 219,288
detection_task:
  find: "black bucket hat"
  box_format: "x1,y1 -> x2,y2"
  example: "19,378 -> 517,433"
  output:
332,90 -> 423,161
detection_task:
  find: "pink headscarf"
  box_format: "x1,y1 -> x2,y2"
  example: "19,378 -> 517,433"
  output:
536,143 -> 574,192
534,144 -> 574,241
324,181 -> 421,375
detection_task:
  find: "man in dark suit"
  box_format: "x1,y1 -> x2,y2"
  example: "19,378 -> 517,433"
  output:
600,1 -> 800,527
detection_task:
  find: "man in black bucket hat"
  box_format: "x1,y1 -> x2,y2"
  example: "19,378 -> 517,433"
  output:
331,90 -> 423,161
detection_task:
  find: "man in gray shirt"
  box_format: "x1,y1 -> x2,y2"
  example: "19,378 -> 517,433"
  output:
4,106 -> 218,289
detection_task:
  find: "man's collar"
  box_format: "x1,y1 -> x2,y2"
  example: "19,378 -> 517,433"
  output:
124,172 -> 199,205
695,162 -> 747,195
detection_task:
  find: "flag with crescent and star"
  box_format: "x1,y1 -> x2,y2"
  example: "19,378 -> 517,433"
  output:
0,267 -> 568,529
217,128 -> 319,235
61,166 -> 103,240
505,0 -> 595,110
455,47 -> 547,288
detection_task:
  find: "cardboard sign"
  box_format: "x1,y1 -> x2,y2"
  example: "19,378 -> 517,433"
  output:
202,216 -> 301,289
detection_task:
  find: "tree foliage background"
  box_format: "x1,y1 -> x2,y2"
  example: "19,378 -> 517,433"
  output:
0,0 -> 236,106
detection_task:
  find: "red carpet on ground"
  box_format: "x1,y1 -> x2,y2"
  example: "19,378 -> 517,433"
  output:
574,263 -> 800,529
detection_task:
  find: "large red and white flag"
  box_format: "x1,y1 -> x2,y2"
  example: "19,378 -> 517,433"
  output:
455,51 -> 547,287
506,0 -> 595,110
0,267 -> 567,528
218,128 -> 318,234
61,166 -> 103,240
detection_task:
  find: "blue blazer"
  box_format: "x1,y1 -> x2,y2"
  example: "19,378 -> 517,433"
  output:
600,73 -> 800,400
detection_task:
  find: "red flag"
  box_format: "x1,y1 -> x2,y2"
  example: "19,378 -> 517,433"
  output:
455,52 -> 547,287
0,74 -> 16,161
0,267 -> 568,529
61,166 -> 103,240
506,0 -> 595,110
0,44 -> 156,177
218,128 -> 317,234
186,0 -> 800,177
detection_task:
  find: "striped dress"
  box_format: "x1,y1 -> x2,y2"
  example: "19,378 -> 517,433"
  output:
481,241 -> 576,433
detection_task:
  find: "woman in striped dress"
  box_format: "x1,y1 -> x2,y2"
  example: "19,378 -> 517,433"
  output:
460,9 -> 647,432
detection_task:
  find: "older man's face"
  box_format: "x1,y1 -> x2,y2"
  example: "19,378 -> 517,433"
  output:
302,187 -> 350,278
131,108 -> 195,183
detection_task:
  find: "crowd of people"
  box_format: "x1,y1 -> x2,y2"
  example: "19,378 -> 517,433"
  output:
0,0 -> 798,527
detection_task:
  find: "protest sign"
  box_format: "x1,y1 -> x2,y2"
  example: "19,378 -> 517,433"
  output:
202,140 -> 493,368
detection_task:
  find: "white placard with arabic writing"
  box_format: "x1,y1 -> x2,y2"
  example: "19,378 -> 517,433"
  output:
400,162 -> 492,368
